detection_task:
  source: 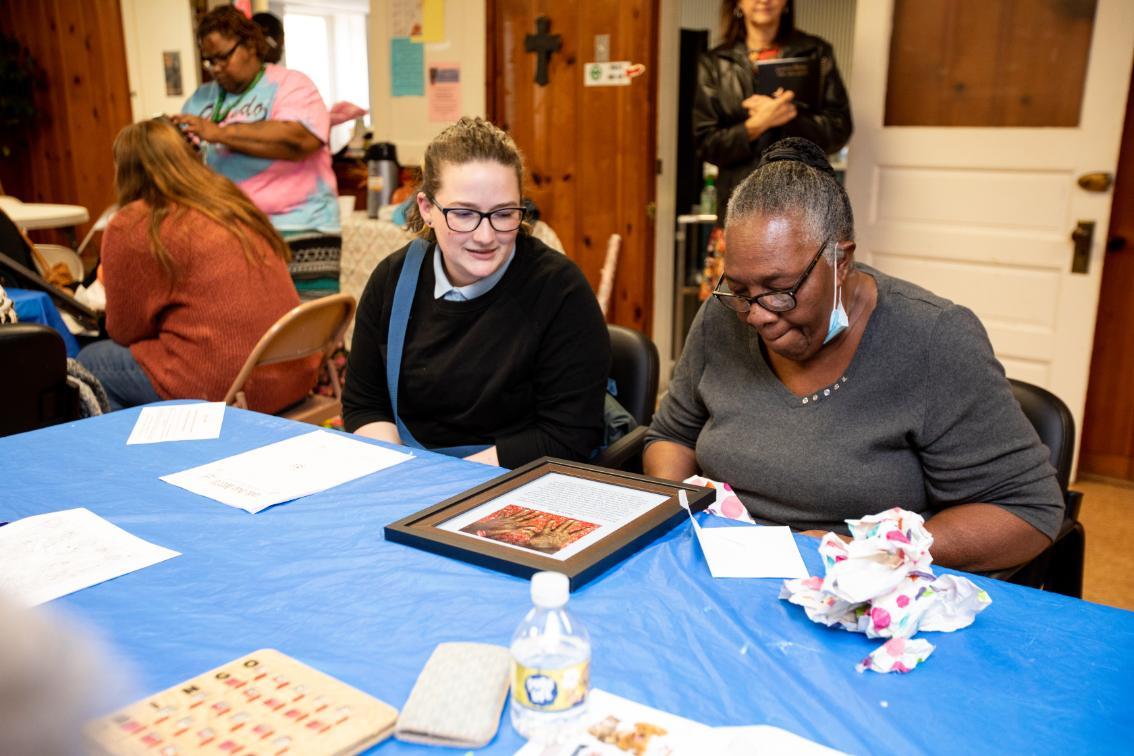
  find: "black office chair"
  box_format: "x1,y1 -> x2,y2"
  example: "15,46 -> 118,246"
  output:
994,379 -> 1085,598
0,323 -> 81,437
592,324 -> 660,472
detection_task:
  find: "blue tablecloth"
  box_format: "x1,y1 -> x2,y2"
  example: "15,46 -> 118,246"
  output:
9,286 -> 80,357
2,406 -> 1133,754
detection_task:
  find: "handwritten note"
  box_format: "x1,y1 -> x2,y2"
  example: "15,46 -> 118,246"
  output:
0,508 -> 180,606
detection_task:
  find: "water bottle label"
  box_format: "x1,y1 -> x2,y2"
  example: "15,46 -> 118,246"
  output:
367,176 -> 384,191
512,660 -> 589,712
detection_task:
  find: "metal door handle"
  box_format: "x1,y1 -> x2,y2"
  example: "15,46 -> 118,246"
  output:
1077,172 -> 1113,192
1071,221 -> 1094,274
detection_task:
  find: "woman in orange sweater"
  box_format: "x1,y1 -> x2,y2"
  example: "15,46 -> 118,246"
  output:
77,119 -> 317,412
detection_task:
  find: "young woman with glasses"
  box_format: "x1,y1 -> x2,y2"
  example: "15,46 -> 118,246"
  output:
171,6 -> 341,301
644,137 -> 1064,573
342,117 -> 609,469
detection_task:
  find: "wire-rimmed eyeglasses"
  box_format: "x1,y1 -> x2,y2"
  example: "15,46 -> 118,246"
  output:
429,197 -> 525,233
712,240 -> 829,314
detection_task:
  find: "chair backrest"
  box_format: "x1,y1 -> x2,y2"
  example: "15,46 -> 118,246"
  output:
1004,378 -> 1084,597
33,243 -> 84,282
223,293 -> 356,407
1009,378 -> 1074,495
77,204 -> 117,257
608,324 -> 659,427
0,323 -> 80,437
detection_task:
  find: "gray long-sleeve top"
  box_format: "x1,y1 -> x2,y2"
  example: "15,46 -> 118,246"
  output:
646,265 -> 1065,538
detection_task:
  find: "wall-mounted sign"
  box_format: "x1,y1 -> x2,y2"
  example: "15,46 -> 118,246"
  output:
583,61 -> 646,87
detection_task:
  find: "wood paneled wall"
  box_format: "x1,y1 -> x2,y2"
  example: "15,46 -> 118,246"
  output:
0,0 -> 133,242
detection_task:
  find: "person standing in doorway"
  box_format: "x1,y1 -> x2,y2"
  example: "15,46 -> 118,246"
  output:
693,0 -> 852,225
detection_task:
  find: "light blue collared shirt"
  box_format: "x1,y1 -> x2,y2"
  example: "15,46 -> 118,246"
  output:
432,245 -> 516,301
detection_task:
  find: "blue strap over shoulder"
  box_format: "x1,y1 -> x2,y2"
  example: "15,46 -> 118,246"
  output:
386,239 -> 490,458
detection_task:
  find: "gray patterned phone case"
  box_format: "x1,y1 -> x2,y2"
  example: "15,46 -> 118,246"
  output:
394,642 -> 512,748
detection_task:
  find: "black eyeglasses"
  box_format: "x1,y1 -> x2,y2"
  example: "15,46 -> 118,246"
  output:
202,41 -> 242,69
429,197 -> 525,233
712,240 -> 829,314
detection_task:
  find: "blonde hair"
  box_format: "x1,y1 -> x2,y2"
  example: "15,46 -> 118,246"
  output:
404,117 -> 529,241
112,119 -> 289,278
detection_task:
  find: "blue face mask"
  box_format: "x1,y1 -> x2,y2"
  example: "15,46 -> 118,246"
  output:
823,250 -> 849,344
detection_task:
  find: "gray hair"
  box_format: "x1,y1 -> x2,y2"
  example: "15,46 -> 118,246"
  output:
725,159 -> 855,262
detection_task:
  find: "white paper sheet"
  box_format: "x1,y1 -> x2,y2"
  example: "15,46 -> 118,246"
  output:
126,402 -> 226,445
0,508 -> 180,607
512,689 -> 843,755
679,491 -> 808,579
513,688 -> 715,755
714,725 -> 847,755
160,430 -> 413,513
437,472 -> 669,560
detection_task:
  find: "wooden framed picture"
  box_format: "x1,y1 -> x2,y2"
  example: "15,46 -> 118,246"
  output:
384,458 -> 713,590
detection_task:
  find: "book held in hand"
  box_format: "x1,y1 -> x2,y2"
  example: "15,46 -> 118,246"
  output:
754,56 -> 821,111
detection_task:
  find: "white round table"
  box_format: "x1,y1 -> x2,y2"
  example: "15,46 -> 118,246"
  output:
0,196 -> 90,230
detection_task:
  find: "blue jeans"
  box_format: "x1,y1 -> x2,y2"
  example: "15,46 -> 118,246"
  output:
77,340 -> 163,411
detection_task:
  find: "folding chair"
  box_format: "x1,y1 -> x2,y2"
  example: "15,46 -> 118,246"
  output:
223,294 -> 356,426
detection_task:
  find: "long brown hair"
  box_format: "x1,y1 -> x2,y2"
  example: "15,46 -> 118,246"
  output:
719,0 -> 796,48
113,119 -> 290,278
404,116 -> 529,241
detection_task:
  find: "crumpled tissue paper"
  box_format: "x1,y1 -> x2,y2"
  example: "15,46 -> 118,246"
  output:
683,475 -> 755,523
779,507 -> 991,673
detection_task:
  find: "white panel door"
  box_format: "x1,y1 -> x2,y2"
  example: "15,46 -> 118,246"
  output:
845,0 -> 1134,459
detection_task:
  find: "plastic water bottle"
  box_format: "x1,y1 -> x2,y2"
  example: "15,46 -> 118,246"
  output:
510,571 -> 590,743
700,173 -> 717,216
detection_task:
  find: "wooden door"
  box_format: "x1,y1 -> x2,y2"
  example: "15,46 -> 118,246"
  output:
488,0 -> 658,332
845,0 -> 1134,467
1080,62 -> 1134,480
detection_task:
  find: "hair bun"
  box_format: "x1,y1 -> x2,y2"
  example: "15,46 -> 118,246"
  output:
757,137 -> 835,177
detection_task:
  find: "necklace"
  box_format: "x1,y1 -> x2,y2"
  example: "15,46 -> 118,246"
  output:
211,66 -> 265,124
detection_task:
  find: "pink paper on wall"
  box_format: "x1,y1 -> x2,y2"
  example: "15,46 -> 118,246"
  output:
427,63 -> 461,122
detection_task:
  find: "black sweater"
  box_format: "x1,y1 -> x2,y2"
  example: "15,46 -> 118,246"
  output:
342,235 -> 610,469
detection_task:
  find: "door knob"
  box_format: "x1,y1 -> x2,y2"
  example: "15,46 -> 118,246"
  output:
1070,221 -> 1094,274
1077,172 -> 1113,192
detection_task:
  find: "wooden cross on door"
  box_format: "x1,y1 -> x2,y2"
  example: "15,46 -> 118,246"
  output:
524,16 -> 561,86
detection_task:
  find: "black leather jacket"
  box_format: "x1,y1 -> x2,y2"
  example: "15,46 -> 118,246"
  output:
693,31 -> 852,220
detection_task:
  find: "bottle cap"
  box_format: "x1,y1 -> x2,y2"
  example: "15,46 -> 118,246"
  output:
530,571 -> 569,608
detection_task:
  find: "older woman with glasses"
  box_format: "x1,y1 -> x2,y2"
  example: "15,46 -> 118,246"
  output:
644,137 -> 1064,573
342,117 -> 609,469
172,6 -> 340,301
